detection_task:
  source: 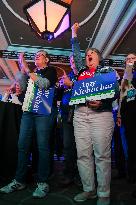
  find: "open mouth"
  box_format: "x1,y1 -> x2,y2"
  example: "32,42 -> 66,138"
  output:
89,57 -> 92,62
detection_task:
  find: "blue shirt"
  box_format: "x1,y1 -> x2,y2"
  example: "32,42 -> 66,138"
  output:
60,71 -> 77,120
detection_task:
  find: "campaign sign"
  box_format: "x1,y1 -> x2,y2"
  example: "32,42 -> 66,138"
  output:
22,79 -> 54,115
69,71 -> 116,105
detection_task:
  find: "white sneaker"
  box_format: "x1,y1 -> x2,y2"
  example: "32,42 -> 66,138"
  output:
32,182 -> 49,198
0,179 -> 26,194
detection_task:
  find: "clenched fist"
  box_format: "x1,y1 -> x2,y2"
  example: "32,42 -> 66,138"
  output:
71,22 -> 80,38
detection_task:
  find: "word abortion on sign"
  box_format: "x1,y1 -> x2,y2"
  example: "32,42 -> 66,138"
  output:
69,71 -> 117,105
22,78 -> 55,115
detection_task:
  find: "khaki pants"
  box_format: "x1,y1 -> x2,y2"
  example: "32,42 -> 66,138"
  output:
73,106 -> 114,197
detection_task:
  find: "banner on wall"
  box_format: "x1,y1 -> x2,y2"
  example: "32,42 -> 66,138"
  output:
69,71 -> 117,105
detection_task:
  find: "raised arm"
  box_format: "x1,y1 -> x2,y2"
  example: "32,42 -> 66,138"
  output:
18,53 -> 30,75
71,23 -> 85,73
19,53 -> 50,89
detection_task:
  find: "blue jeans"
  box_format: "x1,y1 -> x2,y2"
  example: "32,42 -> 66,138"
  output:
15,111 -> 55,183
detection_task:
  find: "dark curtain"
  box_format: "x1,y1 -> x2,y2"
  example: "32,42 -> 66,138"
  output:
0,101 -> 22,180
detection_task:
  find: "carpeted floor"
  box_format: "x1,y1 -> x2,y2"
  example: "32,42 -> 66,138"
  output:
0,160 -> 136,205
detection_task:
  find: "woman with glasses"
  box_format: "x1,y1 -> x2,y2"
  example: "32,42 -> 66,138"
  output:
117,53 -> 136,184
0,50 -> 57,198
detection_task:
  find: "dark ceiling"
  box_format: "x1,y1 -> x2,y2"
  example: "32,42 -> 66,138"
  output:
0,0 -> 111,50
0,0 -> 135,55
112,17 -> 136,55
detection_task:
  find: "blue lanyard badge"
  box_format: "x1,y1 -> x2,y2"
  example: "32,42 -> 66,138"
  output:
127,88 -> 136,102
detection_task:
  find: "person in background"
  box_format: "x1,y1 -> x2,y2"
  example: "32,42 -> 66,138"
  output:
111,72 -> 127,179
117,53 -> 136,184
2,81 -> 25,105
0,50 -> 57,198
2,52 -> 29,105
59,54 -> 80,186
0,94 -> 2,101
112,99 -> 127,179
71,23 -> 119,205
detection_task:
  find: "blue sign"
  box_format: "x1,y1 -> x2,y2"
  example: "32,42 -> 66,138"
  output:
30,87 -> 55,115
69,71 -> 116,105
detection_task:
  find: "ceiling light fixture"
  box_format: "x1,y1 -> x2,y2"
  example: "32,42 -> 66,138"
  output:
24,0 -> 73,41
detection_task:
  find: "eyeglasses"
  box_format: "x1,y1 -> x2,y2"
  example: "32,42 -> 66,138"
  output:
35,53 -> 46,58
126,57 -> 136,61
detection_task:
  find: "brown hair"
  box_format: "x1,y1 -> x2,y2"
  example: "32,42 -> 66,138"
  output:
126,52 -> 136,57
121,79 -> 129,92
85,48 -> 102,61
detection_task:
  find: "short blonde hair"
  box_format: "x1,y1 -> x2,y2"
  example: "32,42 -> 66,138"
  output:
36,50 -> 50,64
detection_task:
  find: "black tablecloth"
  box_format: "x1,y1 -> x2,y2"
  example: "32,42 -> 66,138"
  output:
0,101 -> 22,180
